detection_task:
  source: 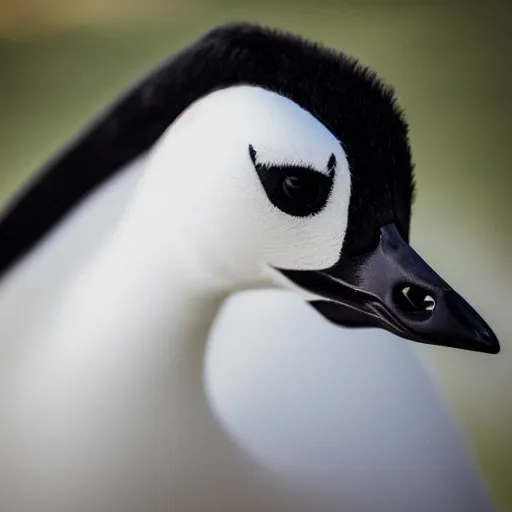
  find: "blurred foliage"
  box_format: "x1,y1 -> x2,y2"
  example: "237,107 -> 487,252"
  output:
0,1 -> 511,510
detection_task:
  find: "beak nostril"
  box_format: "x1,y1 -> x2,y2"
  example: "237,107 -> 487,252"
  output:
424,296 -> 436,311
394,285 -> 436,318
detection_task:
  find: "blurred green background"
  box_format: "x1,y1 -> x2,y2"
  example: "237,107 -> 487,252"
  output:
1,1 -> 510,510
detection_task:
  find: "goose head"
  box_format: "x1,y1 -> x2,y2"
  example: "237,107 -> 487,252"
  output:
0,23 -> 499,356
135,82 -> 499,355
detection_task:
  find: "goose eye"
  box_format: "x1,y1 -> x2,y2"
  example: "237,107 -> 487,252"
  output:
282,176 -> 320,205
249,144 -> 335,217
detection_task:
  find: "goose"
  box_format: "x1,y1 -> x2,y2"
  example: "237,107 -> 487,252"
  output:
0,22 -> 499,512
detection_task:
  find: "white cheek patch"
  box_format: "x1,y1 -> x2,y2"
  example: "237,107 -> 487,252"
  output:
260,170 -> 351,271
135,85 -> 352,282
246,144 -> 351,272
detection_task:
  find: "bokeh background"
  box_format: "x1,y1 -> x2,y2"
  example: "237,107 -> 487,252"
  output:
1,1 -> 510,509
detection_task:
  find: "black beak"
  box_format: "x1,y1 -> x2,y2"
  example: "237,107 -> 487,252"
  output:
278,224 -> 499,354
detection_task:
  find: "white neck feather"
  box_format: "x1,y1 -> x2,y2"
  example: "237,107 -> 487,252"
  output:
9,205 -> 338,512
6,85 -> 348,511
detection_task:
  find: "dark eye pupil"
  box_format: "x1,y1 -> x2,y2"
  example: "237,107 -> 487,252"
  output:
282,176 -> 318,204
